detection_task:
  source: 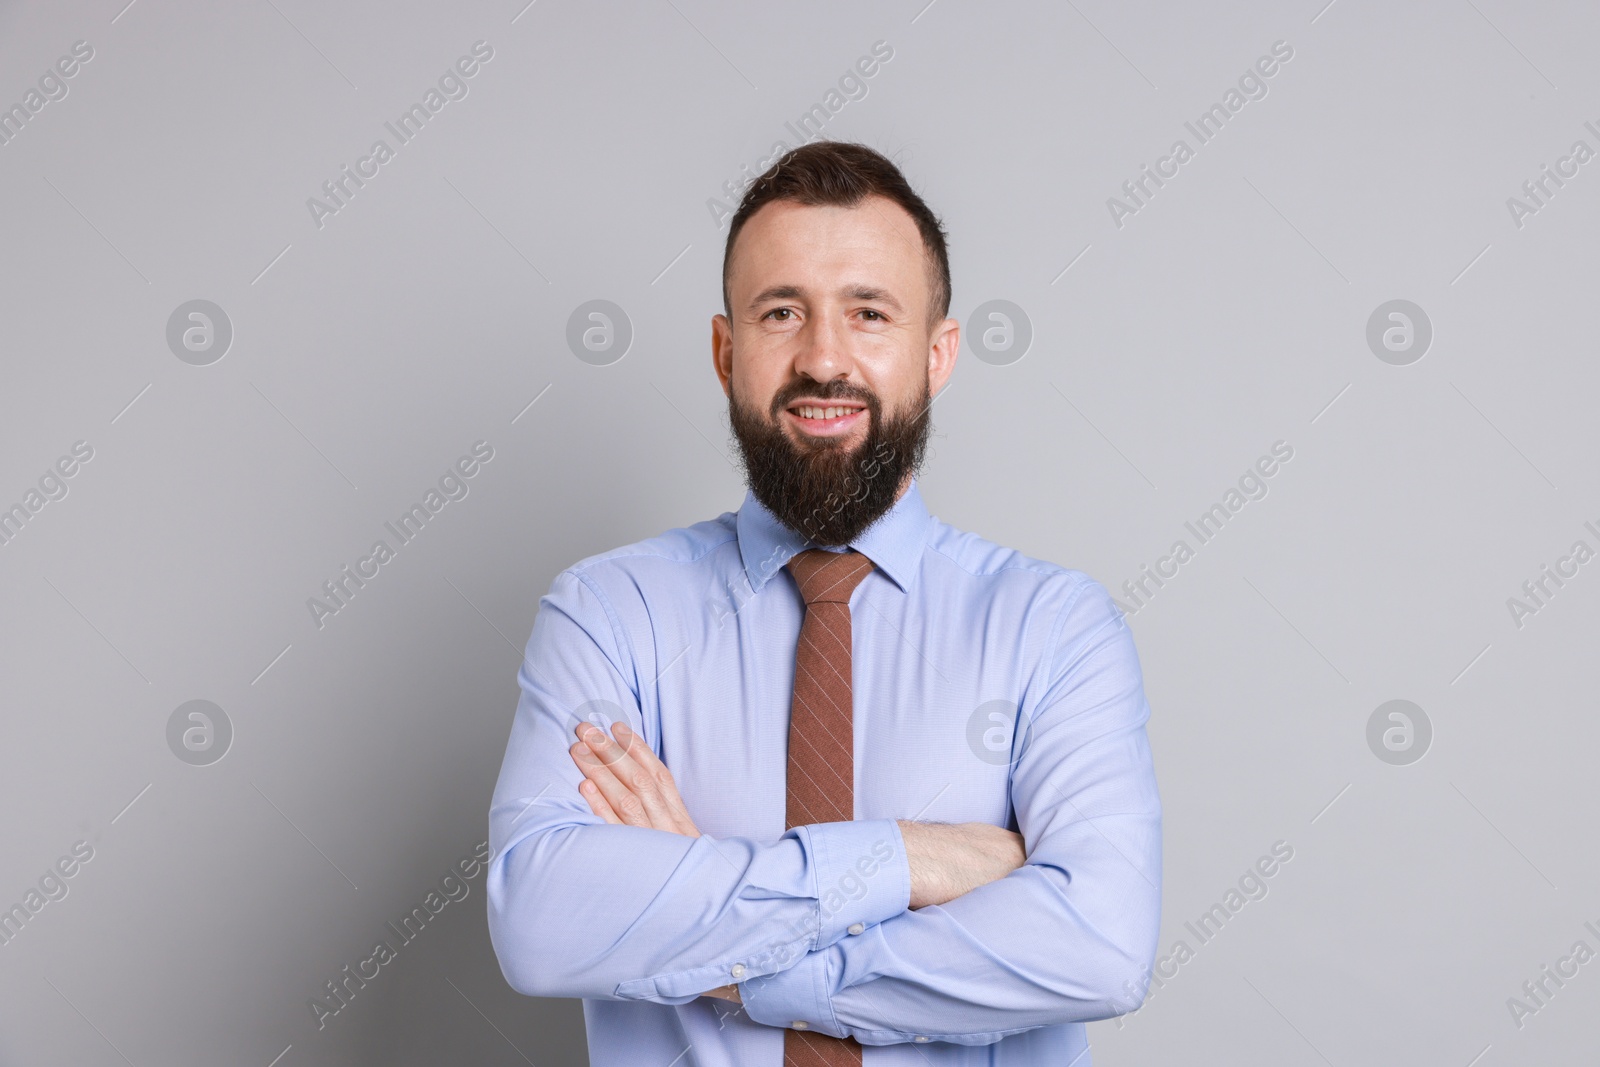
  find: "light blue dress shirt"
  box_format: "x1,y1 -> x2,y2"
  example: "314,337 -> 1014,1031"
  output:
487,477 -> 1162,1065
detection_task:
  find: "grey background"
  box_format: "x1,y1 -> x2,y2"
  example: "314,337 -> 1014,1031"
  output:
1,0 -> 1595,1064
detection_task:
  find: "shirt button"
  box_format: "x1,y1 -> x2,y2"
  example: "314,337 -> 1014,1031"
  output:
913,1036 -> 930,1042
792,1021 -> 809,1030
730,963 -> 746,978
848,923 -> 865,935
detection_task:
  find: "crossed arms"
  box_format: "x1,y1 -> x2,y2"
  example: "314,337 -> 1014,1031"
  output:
485,567 -> 1162,1045
566,718 -> 1030,1003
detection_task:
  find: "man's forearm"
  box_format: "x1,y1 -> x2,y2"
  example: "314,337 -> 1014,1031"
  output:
897,820 -> 1027,909
736,808 -> 1161,1044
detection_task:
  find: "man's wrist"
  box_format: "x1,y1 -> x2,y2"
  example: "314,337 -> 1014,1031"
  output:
898,819 -> 952,909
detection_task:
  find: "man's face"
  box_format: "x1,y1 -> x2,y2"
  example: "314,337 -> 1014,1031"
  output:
712,194 -> 959,547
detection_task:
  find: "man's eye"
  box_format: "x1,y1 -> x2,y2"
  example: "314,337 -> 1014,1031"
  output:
764,308 -> 794,321
861,309 -> 883,321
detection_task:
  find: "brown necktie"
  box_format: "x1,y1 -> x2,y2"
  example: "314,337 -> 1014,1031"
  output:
783,547 -> 876,1066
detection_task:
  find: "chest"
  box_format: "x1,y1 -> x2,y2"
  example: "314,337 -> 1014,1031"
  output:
644,583 -> 1042,842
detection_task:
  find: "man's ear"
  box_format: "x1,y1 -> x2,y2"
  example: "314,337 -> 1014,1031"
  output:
927,315 -> 960,395
711,314 -> 733,398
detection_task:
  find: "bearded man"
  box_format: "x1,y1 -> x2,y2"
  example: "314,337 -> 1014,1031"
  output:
487,140 -> 1162,1066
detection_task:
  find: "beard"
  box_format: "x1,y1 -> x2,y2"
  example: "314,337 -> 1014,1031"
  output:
727,374 -> 932,547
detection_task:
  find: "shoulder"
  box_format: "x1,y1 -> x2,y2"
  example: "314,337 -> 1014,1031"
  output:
548,509 -> 740,606
923,515 -> 1127,644
925,516 -> 1106,598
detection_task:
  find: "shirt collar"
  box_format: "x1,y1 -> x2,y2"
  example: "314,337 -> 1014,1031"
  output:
735,476 -> 932,596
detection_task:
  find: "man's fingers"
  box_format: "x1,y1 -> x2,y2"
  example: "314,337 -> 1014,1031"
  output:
612,721 -> 665,773
612,722 -> 698,836
568,721 -> 700,837
570,737 -> 651,828
578,778 -> 622,824
581,724 -> 677,829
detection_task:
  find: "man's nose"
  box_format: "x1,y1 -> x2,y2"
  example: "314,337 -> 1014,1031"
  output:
791,312 -> 851,382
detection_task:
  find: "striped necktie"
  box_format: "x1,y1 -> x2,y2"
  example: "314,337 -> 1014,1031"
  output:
782,547 -> 877,1065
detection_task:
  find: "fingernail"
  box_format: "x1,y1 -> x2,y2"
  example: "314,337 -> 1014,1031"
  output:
614,722 -> 631,737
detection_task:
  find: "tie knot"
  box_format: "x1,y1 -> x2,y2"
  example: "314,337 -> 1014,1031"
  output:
786,548 -> 877,605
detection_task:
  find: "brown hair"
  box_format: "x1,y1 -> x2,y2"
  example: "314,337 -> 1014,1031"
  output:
721,141 -> 951,329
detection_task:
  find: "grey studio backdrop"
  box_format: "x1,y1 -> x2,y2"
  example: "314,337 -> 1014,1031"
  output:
1,0 -> 1596,1064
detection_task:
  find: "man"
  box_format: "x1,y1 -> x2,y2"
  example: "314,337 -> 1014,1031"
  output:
487,141 -> 1161,1065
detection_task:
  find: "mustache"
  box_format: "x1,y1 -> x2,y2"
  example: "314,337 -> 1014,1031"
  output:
769,381 -> 879,417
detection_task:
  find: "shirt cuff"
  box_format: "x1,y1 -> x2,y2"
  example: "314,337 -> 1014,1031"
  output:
799,817 -> 910,948
738,941 -> 843,1037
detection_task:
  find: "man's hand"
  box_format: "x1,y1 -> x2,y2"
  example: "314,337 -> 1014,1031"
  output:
897,821 -> 1027,909
570,721 -> 700,837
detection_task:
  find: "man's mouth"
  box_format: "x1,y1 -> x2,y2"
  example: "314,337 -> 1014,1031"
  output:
783,401 -> 867,437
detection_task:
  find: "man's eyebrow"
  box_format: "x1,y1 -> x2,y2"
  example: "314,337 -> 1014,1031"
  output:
746,284 -> 905,314
747,285 -> 803,309
843,285 -> 904,313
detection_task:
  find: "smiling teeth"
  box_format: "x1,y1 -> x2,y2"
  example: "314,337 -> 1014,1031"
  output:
797,406 -> 858,420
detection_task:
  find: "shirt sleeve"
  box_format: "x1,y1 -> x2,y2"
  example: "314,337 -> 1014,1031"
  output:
738,577 -> 1162,1044
486,567 -> 912,1003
